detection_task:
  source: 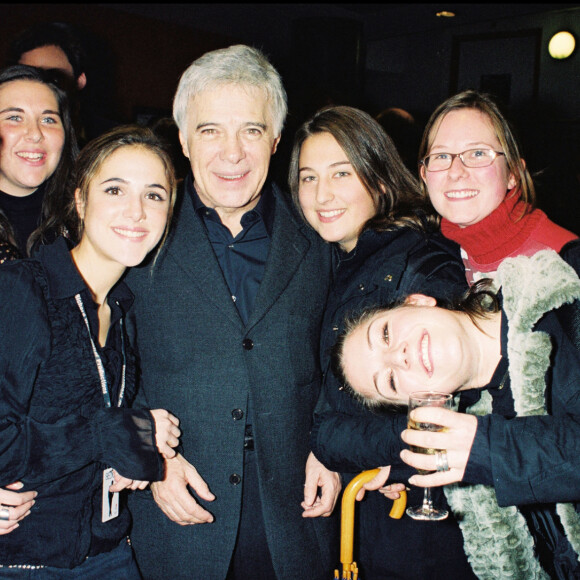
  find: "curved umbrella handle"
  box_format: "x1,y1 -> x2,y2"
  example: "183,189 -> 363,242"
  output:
340,469 -> 407,571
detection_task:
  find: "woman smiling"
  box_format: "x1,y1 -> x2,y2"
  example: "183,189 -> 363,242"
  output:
289,105 -> 474,579
0,126 -> 180,578
333,250 -> 580,579
0,65 -> 78,259
419,90 -> 577,284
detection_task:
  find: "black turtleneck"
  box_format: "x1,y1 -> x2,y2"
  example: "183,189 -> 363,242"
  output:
0,183 -> 45,254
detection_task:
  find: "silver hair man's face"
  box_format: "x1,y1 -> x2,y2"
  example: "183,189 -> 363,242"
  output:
178,83 -> 280,226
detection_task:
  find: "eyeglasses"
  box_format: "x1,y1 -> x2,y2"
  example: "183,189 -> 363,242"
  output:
421,148 -> 506,172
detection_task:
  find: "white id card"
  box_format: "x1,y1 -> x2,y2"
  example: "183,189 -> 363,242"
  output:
102,468 -> 120,522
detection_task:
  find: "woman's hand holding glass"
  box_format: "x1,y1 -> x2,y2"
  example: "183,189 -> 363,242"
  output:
404,392 -> 453,520
401,407 -> 477,487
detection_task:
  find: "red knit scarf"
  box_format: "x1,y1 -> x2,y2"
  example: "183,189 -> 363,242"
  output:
440,194 -> 543,264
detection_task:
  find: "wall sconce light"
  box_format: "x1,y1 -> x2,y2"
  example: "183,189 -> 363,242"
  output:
548,31 -> 576,59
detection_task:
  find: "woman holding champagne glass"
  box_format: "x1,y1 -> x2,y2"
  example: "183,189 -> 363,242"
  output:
405,392 -> 453,521
332,248 -> 580,579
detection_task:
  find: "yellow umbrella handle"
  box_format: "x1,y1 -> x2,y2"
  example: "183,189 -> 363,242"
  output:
340,468 -> 407,570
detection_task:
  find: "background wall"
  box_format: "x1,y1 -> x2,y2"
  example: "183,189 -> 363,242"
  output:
0,3 -> 236,121
3,4 -> 577,122
363,6 -> 580,119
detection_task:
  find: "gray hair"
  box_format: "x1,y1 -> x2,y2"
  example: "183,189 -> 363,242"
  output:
173,45 -> 287,138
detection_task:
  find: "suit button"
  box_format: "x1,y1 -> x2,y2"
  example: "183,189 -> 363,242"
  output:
231,409 -> 244,421
229,473 -> 241,485
242,338 -> 253,350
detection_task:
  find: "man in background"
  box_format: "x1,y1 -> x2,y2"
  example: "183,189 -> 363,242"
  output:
7,21 -> 118,142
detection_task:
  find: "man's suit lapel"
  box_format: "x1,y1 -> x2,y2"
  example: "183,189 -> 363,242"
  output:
248,188 -> 311,329
165,191 -> 243,327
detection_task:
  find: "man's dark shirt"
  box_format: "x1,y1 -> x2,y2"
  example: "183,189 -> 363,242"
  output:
187,173 -> 275,428
188,174 -> 274,326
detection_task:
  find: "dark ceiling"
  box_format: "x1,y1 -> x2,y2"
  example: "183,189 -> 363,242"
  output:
103,3 -> 576,56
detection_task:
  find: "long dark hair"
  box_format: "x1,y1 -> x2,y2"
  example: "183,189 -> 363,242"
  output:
0,65 -> 78,254
289,105 -> 437,235
0,213 -> 18,252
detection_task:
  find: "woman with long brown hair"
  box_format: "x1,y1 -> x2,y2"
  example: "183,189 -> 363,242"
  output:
0,65 -> 78,260
0,125 -> 180,577
289,105 -> 473,579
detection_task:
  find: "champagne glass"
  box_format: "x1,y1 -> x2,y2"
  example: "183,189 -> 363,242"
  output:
406,391 -> 453,521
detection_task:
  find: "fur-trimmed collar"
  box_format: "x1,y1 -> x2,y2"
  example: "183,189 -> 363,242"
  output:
445,250 -> 580,579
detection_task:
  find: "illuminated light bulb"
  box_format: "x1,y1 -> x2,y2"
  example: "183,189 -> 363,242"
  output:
548,31 -> 575,59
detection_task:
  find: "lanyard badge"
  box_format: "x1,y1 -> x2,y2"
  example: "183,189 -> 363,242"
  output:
102,468 -> 120,522
75,294 -> 126,522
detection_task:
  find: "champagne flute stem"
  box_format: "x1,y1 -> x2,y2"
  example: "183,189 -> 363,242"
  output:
421,487 -> 433,515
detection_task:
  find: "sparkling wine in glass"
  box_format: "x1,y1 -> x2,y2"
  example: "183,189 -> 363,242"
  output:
406,391 -> 453,521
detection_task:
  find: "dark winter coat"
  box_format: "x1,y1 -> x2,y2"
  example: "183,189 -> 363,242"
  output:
0,237 -> 163,569
311,224 -> 476,579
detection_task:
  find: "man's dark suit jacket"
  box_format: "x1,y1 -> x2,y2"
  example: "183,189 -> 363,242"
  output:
126,181 -> 337,579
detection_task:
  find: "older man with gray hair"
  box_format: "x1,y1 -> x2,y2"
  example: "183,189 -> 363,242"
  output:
126,45 -> 340,579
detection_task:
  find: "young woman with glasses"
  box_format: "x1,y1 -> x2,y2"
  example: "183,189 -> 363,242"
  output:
418,90 -> 577,284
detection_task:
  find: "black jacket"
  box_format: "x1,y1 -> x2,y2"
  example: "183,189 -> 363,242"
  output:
0,238 -> 163,568
311,224 -> 475,579
127,182 -> 338,580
